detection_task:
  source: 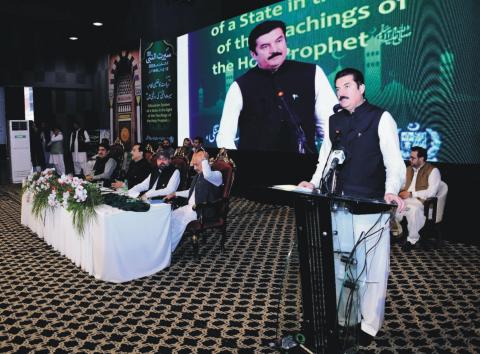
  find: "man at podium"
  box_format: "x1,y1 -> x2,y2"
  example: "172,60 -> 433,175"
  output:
299,68 -> 405,344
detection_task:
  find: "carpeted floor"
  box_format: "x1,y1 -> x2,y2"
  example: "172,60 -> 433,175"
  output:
0,186 -> 479,353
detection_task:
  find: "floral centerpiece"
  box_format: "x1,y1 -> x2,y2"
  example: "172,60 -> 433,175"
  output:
22,168 -> 103,235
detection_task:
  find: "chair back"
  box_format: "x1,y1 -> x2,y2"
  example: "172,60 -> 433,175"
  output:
208,159 -> 234,224
212,148 -> 236,197
436,180 -> 448,223
212,159 -> 235,199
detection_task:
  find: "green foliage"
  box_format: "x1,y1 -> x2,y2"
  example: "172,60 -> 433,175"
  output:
23,168 -> 103,236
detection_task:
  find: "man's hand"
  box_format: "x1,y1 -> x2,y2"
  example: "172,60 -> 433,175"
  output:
85,175 -> 94,182
298,181 -> 315,190
399,190 -> 411,199
140,194 -> 148,201
384,193 -> 405,212
111,180 -> 124,189
164,193 -> 176,201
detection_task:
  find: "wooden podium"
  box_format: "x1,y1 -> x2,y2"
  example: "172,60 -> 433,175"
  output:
271,185 -> 394,353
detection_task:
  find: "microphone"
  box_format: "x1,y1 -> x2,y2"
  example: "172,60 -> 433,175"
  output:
327,149 -> 346,173
321,147 -> 346,195
333,103 -> 342,113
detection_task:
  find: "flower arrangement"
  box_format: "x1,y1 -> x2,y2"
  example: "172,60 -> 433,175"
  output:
22,168 -> 103,236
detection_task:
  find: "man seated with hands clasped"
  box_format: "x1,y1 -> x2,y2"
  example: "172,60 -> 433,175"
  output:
111,143 -> 153,191
85,143 -> 117,186
127,150 -> 180,200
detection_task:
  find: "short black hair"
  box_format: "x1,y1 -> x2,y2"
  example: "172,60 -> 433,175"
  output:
412,146 -> 427,160
334,68 -> 365,87
133,142 -> 144,153
155,150 -> 171,160
248,20 -> 287,53
193,136 -> 203,144
98,142 -> 110,151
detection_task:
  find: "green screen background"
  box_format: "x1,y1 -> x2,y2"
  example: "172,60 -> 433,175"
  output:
186,0 -> 480,163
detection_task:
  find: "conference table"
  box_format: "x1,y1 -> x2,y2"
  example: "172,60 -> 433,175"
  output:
21,192 -> 172,283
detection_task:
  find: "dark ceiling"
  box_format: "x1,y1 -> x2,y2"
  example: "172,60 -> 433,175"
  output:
1,0 -> 138,54
0,0 -> 280,55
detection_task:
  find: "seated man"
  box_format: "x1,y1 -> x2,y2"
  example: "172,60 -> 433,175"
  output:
397,146 -> 441,251
85,143 -> 117,186
111,143 -> 153,190
127,151 -> 180,200
156,138 -> 175,158
164,151 -> 223,251
192,136 -> 205,153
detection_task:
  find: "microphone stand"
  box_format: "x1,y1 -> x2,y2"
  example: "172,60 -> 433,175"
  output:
318,131 -> 342,194
276,90 -> 315,154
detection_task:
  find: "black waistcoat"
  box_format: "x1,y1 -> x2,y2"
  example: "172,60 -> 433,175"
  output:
236,60 -> 316,152
71,129 -> 87,152
148,164 -> 176,191
188,173 -> 221,218
126,158 -> 153,189
93,156 -> 108,175
329,101 -> 386,199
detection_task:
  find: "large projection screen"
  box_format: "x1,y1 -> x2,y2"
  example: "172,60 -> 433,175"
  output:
178,0 -> 480,163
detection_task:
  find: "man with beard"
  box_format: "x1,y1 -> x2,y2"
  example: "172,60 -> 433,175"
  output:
85,143 -> 117,186
156,138 -> 175,158
111,143 -> 154,191
396,146 -> 441,251
216,20 -> 337,153
298,68 -> 405,346
127,150 -> 180,200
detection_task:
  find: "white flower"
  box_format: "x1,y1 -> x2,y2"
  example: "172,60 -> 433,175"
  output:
74,185 -> 88,203
58,174 -> 69,184
62,191 -> 70,208
48,192 -> 58,207
72,177 -> 82,187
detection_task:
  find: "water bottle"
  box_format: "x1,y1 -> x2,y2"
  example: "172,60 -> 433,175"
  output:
123,179 -> 128,194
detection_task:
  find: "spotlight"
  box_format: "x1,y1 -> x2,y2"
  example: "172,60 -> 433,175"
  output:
92,22 -> 103,27
69,36 -> 79,41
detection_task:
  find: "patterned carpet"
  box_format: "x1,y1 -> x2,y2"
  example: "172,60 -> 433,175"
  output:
0,186 -> 479,353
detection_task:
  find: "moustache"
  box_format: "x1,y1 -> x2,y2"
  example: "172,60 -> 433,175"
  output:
268,52 -> 282,60
339,96 -> 349,101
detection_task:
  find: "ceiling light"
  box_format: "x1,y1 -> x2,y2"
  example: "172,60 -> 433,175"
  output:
93,22 -> 103,27
69,36 -> 78,41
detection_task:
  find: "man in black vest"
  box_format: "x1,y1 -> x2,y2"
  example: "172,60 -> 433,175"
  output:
164,151 -> 223,251
298,68 -> 406,345
216,20 -> 337,153
85,143 -> 117,186
127,150 -> 180,200
70,121 -> 90,175
111,143 -> 154,191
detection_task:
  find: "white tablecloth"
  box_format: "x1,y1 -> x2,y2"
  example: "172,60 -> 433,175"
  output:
21,192 -> 172,283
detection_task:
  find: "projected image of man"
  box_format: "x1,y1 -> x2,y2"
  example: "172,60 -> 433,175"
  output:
216,20 -> 338,153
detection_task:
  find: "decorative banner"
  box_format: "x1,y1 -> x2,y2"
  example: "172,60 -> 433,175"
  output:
108,50 -> 141,150
141,40 -> 177,147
